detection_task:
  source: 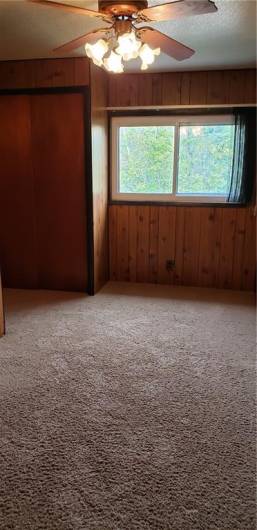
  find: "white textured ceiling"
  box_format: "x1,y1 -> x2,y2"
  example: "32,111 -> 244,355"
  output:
0,0 -> 256,71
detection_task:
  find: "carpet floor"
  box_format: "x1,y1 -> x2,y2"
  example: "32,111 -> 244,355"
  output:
0,282 -> 255,530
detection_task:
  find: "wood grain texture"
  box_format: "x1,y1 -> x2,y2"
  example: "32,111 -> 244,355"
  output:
108,68 -> 256,292
0,272 -> 4,337
109,205 -> 256,291
31,93 -> 87,291
0,58 -> 90,89
0,95 -> 38,288
108,69 -> 256,107
90,63 -> 109,293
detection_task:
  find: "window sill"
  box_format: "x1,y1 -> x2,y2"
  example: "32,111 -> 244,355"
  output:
109,199 -> 244,208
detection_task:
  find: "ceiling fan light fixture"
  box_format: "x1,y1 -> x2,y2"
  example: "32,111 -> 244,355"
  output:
139,43 -> 160,69
84,39 -> 109,66
37,0 -> 216,72
116,30 -> 142,61
103,50 -> 124,73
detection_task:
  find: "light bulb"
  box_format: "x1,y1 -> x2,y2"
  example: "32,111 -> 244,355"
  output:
103,51 -> 124,73
85,39 -> 109,67
139,43 -> 160,70
116,31 -> 141,61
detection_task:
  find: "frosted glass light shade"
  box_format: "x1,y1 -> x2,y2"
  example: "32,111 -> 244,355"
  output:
104,51 -> 124,73
85,39 -> 109,67
139,43 -> 160,70
116,32 -> 141,61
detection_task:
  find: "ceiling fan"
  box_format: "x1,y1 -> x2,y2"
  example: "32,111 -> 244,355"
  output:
29,0 -> 218,72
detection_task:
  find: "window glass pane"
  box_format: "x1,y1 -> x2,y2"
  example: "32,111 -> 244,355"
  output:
119,126 -> 174,193
177,124 -> 235,195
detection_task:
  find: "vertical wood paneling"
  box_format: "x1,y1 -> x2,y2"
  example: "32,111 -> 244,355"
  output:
183,208 -> 201,286
198,207 -> 222,287
207,71 -> 229,105
0,95 -> 38,288
227,70 -> 247,104
0,272 -> 4,337
189,72 -> 208,105
128,206 -> 137,282
149,206 -> 159,283
138,75 -> 153,106
109,205 -> 256,291
152,74 -> 163,106
136,206 -> 150,282
174,207 -> 185,285
244,70 -> 256,104
117,206 -> 129,281
108,68 -> 256,292
217,209 -> 237,289
180,72 -> 191,105
241,208 -> 256,291
0,58 -> 90,89
158,207 -> 176,284
31,93 -> 87,291
232,209 -> 246,290
109,206 -> 118,280
73,57 -> 90,85
107,69 -> 256,107
162,73 -> 181,105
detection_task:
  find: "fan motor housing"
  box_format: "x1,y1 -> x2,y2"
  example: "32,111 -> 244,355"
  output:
99,0 -> 148,16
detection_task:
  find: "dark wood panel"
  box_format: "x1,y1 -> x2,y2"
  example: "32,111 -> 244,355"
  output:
0,95 -> 38,288
242,208 -> 256,291
149,206 -> 159,283
116,205 -> 129,281
0,272 -> 4,337
198,207 -> 222,288
128,205 -> 137,282
158,207 -> 176,284
109,204 -> 256,291
0,58 -> 90,89
31,93 -> 87,291
183,207 -> 201,286
137,206 -> 150,282
108,69 -> 256,107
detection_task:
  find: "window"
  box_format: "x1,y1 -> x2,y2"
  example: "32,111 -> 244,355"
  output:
111,115 -> 235,203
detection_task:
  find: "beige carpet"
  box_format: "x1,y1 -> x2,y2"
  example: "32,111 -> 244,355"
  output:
0,282 -> 255,530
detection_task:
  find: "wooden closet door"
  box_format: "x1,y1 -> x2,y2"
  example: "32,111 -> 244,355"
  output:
30,93 -> 87,291
0,96 -> 38,288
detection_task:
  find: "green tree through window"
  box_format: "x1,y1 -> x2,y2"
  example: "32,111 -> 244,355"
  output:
114,117 -> 235,200
178,125 -> 235,194
119,126 -> 174,193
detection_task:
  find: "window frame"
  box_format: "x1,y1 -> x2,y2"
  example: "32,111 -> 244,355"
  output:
111,114 -> 235,204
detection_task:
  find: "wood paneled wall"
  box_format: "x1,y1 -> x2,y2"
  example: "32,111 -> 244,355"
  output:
108,69 -> 256,291
0,57 -> 89,88
0,273 -> 4,337
90,64 -> 109,292
0,57 -> 109,293
108,69 -> 256,107
109,205 -> 256,291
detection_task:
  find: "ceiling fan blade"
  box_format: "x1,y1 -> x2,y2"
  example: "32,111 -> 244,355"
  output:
139,27 -> 194,61
28,0 -> 112,22
139,0 -> 217,22
54,28 -> 109,53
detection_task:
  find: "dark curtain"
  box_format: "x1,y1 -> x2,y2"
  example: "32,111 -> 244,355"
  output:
227,108 -> 256,204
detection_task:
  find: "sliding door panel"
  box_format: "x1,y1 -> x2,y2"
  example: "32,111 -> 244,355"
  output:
30,93 -> 87,291
0,96 -> 37,288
